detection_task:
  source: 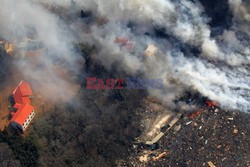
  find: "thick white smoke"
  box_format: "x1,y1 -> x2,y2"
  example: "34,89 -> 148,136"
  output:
1,0 -> 249,111
0,0 -> 82,102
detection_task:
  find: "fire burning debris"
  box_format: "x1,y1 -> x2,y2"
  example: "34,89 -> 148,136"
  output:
130,96 -> 250,167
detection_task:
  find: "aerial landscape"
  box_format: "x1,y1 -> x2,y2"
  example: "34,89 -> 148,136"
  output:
0,0 -> 249,166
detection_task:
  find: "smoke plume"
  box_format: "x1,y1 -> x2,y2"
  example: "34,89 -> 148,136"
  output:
0,0 -> 82,102
0,0 -> 249,111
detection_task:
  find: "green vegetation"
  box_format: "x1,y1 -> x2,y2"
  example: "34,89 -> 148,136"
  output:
0,131 -> 39,167
8,135 -> 38,167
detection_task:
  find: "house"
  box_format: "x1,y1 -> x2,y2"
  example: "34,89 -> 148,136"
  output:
12,80 -> 33,109
144,44 -> 158,57
114,37 -> 136,51
10,80 -> 35,132
10,103 -> 35,132
17,39 -> 45,57
0,39 -> 44,57
0,40 -> 14,54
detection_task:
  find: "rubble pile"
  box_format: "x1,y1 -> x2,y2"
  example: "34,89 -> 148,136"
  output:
129,106 -> 250,167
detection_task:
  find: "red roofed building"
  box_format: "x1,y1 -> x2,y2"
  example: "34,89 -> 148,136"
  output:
114,37 -> 136,51
10,80 -> 35,132
10,103 -> 35,131
13,80 -> 33,109
114,37 -> 129,44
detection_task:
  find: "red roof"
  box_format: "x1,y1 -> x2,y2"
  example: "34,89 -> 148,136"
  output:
14,103 -> 23,109
10,103 -> 34,126
13,81 -> 32,109
13,80 -> 33,96
114,37 -> 135,51
13,87 -> 31,107
114,37 -> 129,44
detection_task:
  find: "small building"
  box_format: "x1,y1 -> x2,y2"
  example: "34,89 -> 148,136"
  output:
0,40 -> 14,54
10,80 -> 35,132
17,39 -> 44,57
10,103 -> 35,132
144,44 -> 158,57
114,37 -> 135,51
114,37 -> 129,44
0,39 -> 44,57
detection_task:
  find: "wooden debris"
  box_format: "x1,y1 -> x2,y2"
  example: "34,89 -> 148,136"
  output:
174,124 -> 182,133
233,128 -> 238,134
217,145 -> 222,148
207,161 -> 215,167
153,152 -> 168,161
146,113 -> 182,145
139,154 -> 149,163
193,122 -> 198,127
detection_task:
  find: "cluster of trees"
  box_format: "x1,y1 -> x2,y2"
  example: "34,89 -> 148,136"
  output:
0,131 -> 38,167
0,142 -> 21,167
27,83 -> 145,166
